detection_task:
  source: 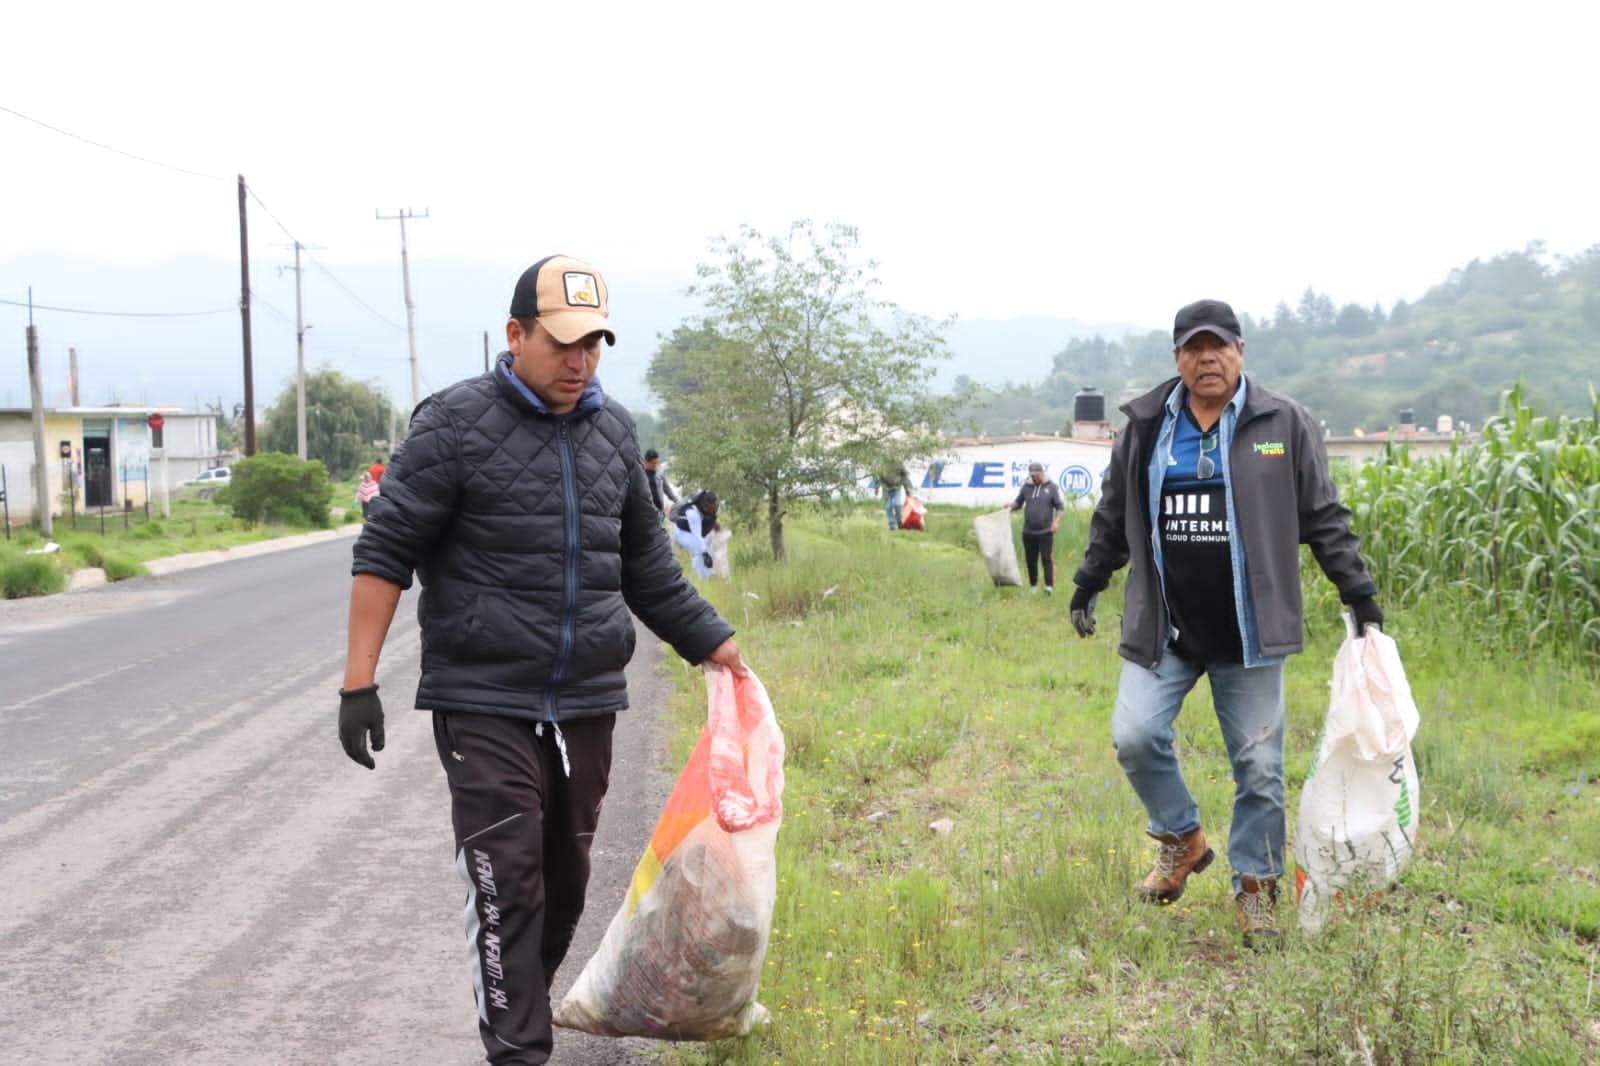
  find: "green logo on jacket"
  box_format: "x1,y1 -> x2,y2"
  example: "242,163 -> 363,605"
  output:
1253,441 -> 1286,457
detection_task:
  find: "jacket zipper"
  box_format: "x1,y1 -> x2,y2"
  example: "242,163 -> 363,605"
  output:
547,420 -> 580,721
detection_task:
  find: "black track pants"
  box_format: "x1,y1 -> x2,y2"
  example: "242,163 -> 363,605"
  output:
1021,530 -> 1056,588
433,712 -> 616,1066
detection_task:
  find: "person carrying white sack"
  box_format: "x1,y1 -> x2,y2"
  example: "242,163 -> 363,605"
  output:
672,490 -> 722,579
1067,298 -> 1384,948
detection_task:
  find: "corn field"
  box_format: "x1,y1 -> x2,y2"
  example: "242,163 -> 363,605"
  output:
1345,384 -> 1600,666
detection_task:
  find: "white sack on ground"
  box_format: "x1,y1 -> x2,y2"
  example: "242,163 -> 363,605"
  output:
973,509 -> 1023,587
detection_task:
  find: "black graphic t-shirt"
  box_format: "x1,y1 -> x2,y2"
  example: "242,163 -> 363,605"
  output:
1160,411 -> 1243,663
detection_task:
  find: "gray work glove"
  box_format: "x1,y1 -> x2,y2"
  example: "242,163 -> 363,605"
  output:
338,684 -> 385,770
701,551 -> 713,570
1069,587 -> 1098,638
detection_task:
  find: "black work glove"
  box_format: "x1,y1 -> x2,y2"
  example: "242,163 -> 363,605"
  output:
338,684 -> 385,770
1069,587 -> 1099,638
1349,596 -> 1384,636
701,551 -> 713,570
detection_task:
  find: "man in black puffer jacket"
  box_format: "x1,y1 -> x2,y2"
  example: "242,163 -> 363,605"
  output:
337,254 -> 747,1066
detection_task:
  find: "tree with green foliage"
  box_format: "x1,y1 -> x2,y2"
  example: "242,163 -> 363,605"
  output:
258,369 -> 397,479
220,452 -> 335,528
647,220 -> 953,561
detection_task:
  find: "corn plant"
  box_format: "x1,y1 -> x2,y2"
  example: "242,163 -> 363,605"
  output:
1347,383 -> 1600,666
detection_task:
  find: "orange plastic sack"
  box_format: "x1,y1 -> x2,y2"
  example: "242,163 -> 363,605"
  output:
553,665 -> 784,1040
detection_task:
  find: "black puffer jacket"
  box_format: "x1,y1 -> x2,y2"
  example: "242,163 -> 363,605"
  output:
352,356 -> 734,721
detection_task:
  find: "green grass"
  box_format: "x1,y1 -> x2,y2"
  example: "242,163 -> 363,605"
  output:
651,503 -> 1599,1065
1,483 -> 363,598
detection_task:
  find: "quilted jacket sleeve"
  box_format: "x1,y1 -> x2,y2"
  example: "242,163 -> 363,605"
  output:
351,396 -> 464,589
617,459 -> 734,664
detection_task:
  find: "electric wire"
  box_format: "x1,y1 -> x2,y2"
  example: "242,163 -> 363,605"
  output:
302,252 -> 407,332
0,103 -> 227,181
0,296 -> 233,318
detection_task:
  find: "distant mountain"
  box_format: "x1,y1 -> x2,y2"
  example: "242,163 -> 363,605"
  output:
949,245 -> 1600,437
939,315 -> 1148,391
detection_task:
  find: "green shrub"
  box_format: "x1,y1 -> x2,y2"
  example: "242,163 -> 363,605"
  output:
57,536 -> 104,569
100,552 -> 147,582
223,452 -> 335,528
1,548 -> 66,598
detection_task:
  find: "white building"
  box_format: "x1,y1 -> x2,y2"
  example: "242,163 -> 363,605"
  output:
0,406 -> 224,523
896,433 -> 1115,508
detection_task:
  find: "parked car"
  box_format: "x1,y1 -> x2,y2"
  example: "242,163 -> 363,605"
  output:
185,467 -> 231,486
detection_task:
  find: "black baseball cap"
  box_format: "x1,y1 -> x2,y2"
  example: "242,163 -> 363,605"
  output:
1173,299 -> 1242,348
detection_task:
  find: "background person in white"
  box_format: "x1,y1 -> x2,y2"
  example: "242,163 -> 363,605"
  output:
1067,298 -> 1382,947
671,490 -> 721,579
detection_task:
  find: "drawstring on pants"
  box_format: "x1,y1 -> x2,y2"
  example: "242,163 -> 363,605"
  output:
535,721 -> 572,778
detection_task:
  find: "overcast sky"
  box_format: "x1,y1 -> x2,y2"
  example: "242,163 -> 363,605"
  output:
3,1 -> 1597,413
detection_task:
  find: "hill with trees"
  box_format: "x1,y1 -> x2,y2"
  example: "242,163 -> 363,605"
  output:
951,242 -> 1600,436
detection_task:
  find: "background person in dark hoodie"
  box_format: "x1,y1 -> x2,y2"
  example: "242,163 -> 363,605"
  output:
1067,298 -> 1381,948
642,447 -> 676,517
337,254 -> 748,1066
1005,460 -> 1064,592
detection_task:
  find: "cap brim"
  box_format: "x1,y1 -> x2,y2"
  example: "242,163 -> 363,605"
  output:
541,309 -> 616,346
1174,325 -> 1239,349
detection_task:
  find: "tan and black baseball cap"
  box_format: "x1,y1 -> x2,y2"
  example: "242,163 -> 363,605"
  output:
508,255 -> 616,346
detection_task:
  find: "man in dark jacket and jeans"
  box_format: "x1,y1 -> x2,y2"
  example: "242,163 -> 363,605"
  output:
1067,298 -> 1381,947
337,254 -> 748,1065
1005,461 -> 1065,592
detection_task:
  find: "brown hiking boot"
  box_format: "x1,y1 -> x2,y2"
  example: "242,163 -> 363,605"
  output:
1235,876 -> 1280,948
1138,828 -> 1215,903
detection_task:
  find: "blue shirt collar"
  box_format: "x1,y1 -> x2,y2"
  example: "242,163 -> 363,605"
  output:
497,357 -> 605,415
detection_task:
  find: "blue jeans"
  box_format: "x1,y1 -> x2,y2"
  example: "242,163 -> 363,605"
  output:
885,490 -> 904,529
1111,651 -> 1286,892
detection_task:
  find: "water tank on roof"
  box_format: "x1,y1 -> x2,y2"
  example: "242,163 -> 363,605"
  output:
1399,407 -> 1416,429
1073,387 -> 1106,424
1436,414 -> 1454,434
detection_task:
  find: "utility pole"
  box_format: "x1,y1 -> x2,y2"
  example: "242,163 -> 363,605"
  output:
238,175 -> 257,456
483,330 -> 490,373
281,241 -> 309,459
25,292 -> 52,537
68,348 -> 80,406
376,208 -> 427,409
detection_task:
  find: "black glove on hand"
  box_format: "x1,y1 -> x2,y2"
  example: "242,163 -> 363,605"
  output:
1069,587 -> 1099,638
338,684 -> 385,770
1349,596 -> 1384,635
701,551 -> 713,570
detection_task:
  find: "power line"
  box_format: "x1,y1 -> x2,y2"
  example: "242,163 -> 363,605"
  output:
0,296 -> 232,318
244,187 -> 304,246
304,252 -> 407,331
0,103 -> 226,181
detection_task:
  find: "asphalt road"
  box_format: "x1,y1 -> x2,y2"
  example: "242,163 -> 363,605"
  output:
0,531 -> 681,1065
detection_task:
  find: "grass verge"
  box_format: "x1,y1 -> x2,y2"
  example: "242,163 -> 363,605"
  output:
652,503 -> 1599,1064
